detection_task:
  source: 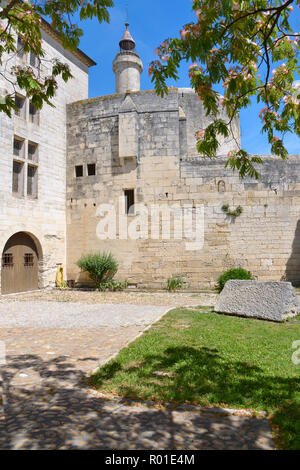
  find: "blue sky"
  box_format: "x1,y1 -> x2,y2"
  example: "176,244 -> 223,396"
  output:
77,0 -> 299,155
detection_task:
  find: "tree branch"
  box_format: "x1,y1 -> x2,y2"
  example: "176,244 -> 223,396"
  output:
220,0 -> 294,39
0,0 -> 22,18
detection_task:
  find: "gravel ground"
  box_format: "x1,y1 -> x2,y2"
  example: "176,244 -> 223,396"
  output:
0,301 -> 170,329
0,289 -> 218,307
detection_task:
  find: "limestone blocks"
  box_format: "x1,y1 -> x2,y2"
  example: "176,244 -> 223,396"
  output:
215,280 -> 300,322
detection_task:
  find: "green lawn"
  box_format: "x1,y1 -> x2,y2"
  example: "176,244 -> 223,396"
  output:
91,308 -> 300,450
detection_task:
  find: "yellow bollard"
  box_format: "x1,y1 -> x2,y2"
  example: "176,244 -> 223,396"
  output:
55,265 -> 65,288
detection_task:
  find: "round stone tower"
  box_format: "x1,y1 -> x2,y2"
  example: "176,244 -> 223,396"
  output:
113,23 -> 143,93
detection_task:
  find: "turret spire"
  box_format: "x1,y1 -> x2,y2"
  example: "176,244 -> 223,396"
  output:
113,23 -> 143,93
119,23 -> 136,51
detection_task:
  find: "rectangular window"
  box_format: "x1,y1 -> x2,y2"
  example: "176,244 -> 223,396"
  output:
24,253 -> 34,267
75,165 -> 83,178
13,137 -> 25,158
15,94 -> 26,119
2,253 -> 13,267
124,189 -> 135,215
17,36 -> 26,61
29,53 -> 39,68
28,141 -> 38,162
12,161 -> 24,195
29,102 -> 39,125
27,165 -> 38,197
87,163 -> 96,176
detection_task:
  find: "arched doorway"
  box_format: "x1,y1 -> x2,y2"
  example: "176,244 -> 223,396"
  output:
1,232 -> 40,294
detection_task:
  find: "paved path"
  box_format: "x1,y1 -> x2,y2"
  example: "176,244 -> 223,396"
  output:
0,301 -> 274,450
0,301 -> 170,328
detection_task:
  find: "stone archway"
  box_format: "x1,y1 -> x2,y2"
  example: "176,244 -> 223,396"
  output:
1,232 -> 41,294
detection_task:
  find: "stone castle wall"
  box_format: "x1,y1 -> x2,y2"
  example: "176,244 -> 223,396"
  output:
65,88 -> 300,289
0,29 -> 89,291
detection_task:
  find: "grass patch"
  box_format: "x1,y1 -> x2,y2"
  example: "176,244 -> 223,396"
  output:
91,308 -> 300,450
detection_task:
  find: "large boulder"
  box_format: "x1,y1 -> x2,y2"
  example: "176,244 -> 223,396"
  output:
214,280 -> 300,322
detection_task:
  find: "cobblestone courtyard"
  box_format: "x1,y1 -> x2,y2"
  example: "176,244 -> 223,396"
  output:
0,292 -> 274,450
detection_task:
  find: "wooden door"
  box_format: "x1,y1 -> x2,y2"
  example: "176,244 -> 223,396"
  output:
1,232 -> 39,294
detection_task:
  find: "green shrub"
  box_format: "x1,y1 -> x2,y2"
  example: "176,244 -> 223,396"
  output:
222,204 -> 243,217
98,280 -> 128,292
76,252 -> 118,288
167,277 -> 183,292
217,267 -> 253,293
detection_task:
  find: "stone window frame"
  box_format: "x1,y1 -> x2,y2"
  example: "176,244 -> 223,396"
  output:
12,137 -> 39,199
29,52 -> 40,70
29,101 -> 40,125
16,35 -> 27,62
87,163 -> 96,176
27,163 -> 38,199
124,188 -> 135,216
14,94 -> 40,126
75,165 -> 84,178
28,141 -> 39,163
16,36 -> 41,70
14,93 -> 26,120
13,135 -> 25,159
12,160 -> 25,197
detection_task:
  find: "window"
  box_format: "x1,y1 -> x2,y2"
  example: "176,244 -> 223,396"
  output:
15,94 -> 26,119
2,253 -> 13,268
12,139 -> 39,198
12,161 -> 24,195
28,141 -> 38,162
87,163 -> 96,176
17,36 -> 26,61
24,253 -> 34,267
27,165 -> 38,197
124,189 -> 135,215
29,53 -> 39,69
13,137 -> 25,158
29,101 -> 39,125
75,165 -> 83,178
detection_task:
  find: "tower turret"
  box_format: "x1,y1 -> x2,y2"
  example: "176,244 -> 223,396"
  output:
113,23 -> 143,93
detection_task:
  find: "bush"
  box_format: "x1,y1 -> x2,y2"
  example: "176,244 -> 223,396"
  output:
76,252 -> 118,288
167,277 -> 183,292
217,267 -> 253,293
97,280 -> 128,292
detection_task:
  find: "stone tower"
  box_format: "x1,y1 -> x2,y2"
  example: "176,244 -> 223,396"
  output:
113,23 -> 143,93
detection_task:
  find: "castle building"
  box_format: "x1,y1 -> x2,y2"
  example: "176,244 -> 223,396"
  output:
0,20 -> 94,294
1,23 -> 300,294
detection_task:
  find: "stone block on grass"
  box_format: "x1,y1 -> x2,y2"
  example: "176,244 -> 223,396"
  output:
214,280 -> 300,322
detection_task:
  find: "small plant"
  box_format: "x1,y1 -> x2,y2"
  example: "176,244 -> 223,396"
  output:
76,252 -> 118,288
217,267 -> 253,293
167,277 -> 183,292
222,204 -> 243,217
98,280 -> 128,292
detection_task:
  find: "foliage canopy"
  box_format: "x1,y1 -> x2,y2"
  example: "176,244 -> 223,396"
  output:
150,0 -> 300,178
0,0 -> 113,116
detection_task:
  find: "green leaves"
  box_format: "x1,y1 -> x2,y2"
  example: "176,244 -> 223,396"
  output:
225,151 -> 263,180
77,252 -> 118,287
150,0 -> 299,179
221,204 -> 243,217
196,119 -> 229,157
